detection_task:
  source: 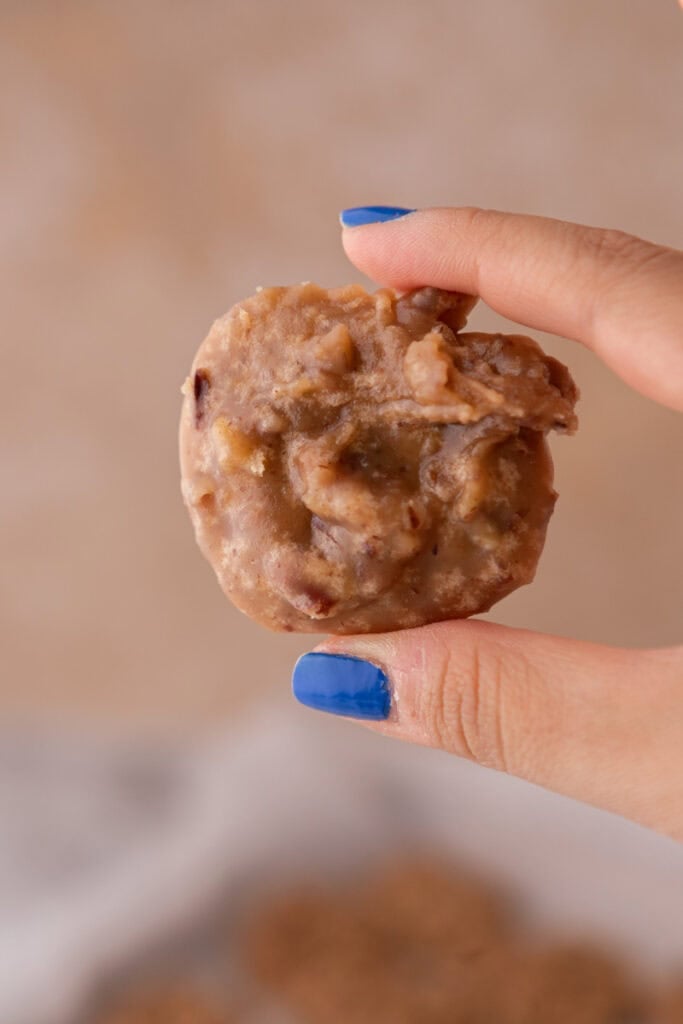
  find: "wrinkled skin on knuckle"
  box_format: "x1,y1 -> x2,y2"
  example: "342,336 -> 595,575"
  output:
415,629 -> 551,777
450,207 -> 505,257
585,230 -> 683,391
587,227 -> 644,263
416,632 -> 511,772
415,634 -> 456,752
587,228 -> 674,302
453,205 -> 499,236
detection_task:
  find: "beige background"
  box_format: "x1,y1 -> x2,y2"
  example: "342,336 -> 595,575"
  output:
1,0 -> 682,733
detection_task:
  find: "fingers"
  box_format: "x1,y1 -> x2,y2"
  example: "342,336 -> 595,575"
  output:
296,621 -> 683,840
341,207 -> 683,411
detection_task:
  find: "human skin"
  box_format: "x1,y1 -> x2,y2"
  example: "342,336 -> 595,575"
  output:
305,207 -> 683,842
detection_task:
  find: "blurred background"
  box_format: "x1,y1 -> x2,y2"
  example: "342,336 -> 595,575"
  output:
1,2 -> 682,1022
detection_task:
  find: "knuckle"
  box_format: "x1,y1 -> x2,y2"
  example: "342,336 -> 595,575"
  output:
455,205 -> 500,241
458,640 -> 509,772
588,227 -> 644,262
586,227 -> 672,281
579,227 -> 673,339
420,632 -> 537,775
420,637 -> 455,752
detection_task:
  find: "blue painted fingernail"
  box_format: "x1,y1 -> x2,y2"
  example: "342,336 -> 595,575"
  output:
292,652 -> 390,720
339,205 -> 415,228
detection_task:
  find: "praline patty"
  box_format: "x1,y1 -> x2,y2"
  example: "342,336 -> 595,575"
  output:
179,284 -> 577,634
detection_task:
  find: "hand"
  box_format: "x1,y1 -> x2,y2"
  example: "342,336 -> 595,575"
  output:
293,206 -> 683,842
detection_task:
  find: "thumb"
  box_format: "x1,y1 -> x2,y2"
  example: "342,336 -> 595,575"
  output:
292,620 -> 683,840
341,206 -> 683,411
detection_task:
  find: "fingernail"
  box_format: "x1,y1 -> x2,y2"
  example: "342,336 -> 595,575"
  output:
292,652 -> 390,720
339,205 -> 415,228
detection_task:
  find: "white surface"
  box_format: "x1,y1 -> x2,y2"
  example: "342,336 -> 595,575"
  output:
1,709 -> 681,1023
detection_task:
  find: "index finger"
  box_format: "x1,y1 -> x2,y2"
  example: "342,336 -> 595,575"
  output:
341,207 -> 683,411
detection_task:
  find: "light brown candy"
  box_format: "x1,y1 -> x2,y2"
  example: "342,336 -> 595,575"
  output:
241,864 -> 645,1024
475,944 -> 643,1024
180,284 -> 578,633
94,986 -> 235,1024
654,984 -> 683,1024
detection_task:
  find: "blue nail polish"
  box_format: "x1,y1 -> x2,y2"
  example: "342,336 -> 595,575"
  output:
339,205 -> 415,228
292,652 -> 390,720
